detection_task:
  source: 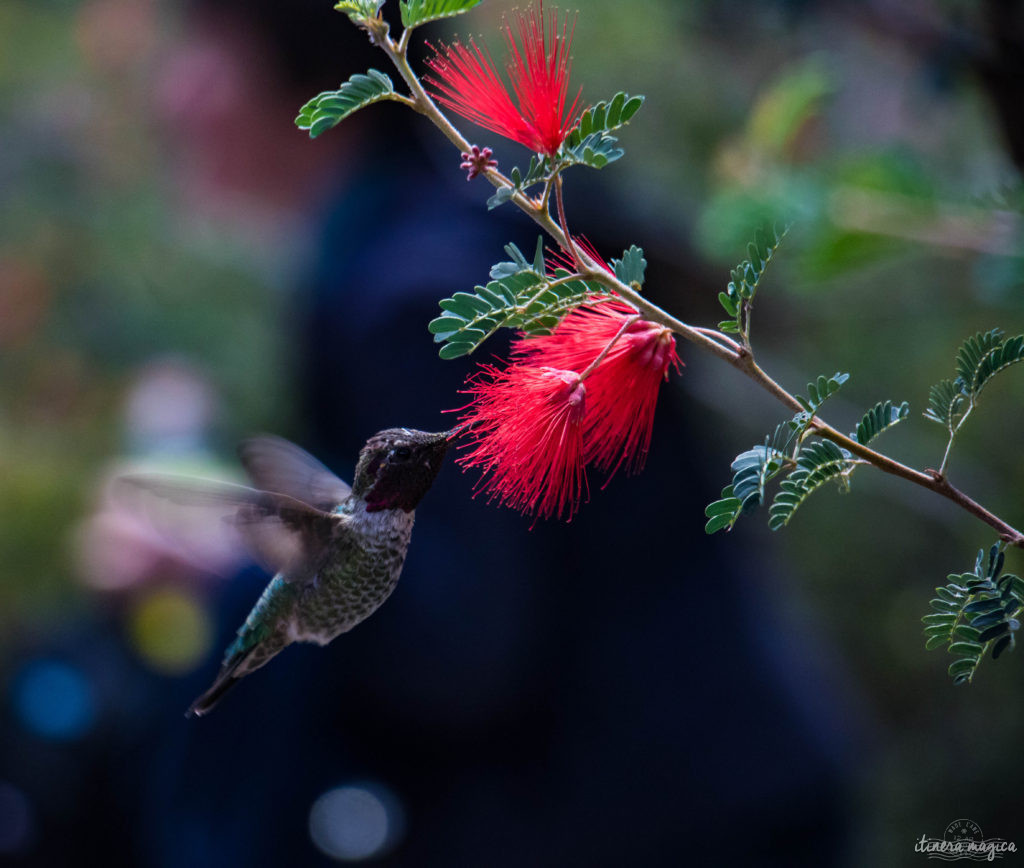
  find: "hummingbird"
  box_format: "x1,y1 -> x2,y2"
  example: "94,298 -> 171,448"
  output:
120,428 -> 452,717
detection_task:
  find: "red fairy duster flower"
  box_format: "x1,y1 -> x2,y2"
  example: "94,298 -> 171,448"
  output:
456,364 -> 587,520
424,1 -> 582,156
517,300 -> 681,476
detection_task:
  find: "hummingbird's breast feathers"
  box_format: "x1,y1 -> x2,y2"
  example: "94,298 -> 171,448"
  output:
292,503 -> 416,644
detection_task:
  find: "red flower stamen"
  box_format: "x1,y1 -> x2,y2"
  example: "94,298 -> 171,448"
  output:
516,300 -> 681,477
424,1 -> 583,156
455,364 -> 587,520
545,236 -> 614,276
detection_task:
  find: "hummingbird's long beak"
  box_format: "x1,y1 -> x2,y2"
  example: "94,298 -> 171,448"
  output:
440,421 -> 475,440
417,429 -> 455,470
424,426 -> 463,444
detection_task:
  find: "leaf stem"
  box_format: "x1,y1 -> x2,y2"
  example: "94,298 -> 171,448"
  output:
938,402 -> 972,476
389,93 -> 418,110
740,299 -> 753,348
517,273 -> 600,316
396,22 -> 411,56
539,176 -> 554,211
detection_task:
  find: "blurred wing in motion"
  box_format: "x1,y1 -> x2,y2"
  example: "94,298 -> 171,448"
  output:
238,435 -> 351,511
115,475 -> 341,585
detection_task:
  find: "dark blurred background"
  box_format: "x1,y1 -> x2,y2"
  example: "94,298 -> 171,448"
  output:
1,0 -> 1023,865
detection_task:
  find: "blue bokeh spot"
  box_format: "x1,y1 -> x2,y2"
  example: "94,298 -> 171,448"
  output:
12,660 -> 97,741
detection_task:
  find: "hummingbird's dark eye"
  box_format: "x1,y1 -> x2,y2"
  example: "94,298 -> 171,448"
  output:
392,446 -> 412,462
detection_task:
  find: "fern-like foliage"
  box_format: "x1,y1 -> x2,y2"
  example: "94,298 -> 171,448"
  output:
923,544 -> 1024,685
611,246 -> 646,288
925,329 -> 1024,428
560,133 -> 625,170
718,224 -> 788,339
296,70 -> 395,138
487,156 -> 549,210
924,328 -> 1024,471
956,329 -> 1024,396
705,424 -> 793,534
564,93 -> 645,148
333,0 -> 385,23
768,439 -> 851,530
795,372 -> 848,414
854,400 -> 910,446
400,0 -> 483,29
706,370 -> 860,534
428,240 -> 602,358
704,487 -> 744,534
924,378 -> 967,429
788,372 -> 848,441
556,92 -> 644,172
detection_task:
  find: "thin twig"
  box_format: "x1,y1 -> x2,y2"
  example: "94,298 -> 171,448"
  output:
694,326 -> 743,354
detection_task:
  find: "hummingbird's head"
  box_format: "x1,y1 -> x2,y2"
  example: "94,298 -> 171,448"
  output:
353,428 -> 453,513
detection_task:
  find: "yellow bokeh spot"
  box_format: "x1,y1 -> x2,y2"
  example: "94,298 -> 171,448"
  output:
129,589 -> 213,675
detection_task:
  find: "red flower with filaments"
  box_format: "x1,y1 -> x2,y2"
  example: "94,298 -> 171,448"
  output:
518,300 -> 681,477
424,1 -> 582,156
456,364 -> 587,520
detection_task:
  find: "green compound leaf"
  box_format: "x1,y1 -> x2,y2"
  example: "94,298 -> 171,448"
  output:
922,543 -> 1024,685
296,70 -> 395,138
559,93 -> 645,168
334,0 -> 385,23
487,155 -> 549,210
429,239 -> 602,358
561,132 -> 624,170
785,372 -> 848,444
795,372 -> 849,414
956,329 -> 1024,397
704,487 -> 742,534
486,186 -> 514,210
768,439 -> 850,530
400,0 -> 483,29
508,156 -> 548,189
564,93 -> 644,149
705,425 -> 792,534
489,237 -> 546,279
925,329 -> 1024,427
708,377 -> 855,535
717,224 -> 788,338
949,658 -> 978,682
731,443 -> 785,513
854,400 -> 910,446
924,378 -> 967,428
611,246 -> 647,288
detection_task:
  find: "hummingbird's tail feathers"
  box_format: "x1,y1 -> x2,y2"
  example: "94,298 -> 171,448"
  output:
185,618 -> 286,717
185,650 -> 251,718
186,672 -> 240,718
